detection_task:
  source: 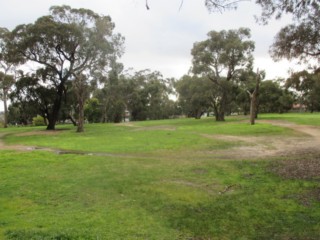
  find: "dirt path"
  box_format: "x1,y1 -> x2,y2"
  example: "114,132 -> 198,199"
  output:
1,120 -> 320,159
207,120 -> 320,159
0,132 -> 34,151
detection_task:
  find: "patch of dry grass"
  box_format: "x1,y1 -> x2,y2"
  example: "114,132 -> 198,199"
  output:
270,156 -> 320,180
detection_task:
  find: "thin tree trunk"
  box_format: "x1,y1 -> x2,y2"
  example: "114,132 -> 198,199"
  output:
77,98 -> 85,132
249,93 -> 256,125
3,89 -> 8,128
74,74 -> 88,133
248,70 -> 261,125
216,93 -> 226,121
68,114 -> 77,126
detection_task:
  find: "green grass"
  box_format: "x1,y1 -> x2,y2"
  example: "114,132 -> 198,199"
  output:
261,112 -> 320,126
4,117 -> 296,154
0,114 -> 319,239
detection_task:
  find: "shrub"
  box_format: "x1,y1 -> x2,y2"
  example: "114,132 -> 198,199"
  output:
32,115 -> 46,126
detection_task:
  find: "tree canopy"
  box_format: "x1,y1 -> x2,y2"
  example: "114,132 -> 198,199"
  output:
204,0 -> 320,63
191,28 -> 255,121
270,5 -> 320,62
7,5 -> 124,130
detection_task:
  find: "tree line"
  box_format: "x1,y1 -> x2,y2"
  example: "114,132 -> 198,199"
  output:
0,1 -> 319,131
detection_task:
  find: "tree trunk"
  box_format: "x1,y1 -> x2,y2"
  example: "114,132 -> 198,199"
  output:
46,84 -> 65,130
211,101 -> 225,121
3,89 -> 8,128
73,74 -> 88,133
195,110 -> 202,119
43,116 -> 48,126
77,99 -> 84,132
68,114 -> 77,126
216,93 -> 226,121
46,104 -> 60,130
248,70 -> 260,125
249,93 -> 256,125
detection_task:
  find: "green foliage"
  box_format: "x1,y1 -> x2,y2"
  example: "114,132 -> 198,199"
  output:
122,70 -> 175,121
175,75 -> 213,118
270,3 -> 320,62
191,28 -> 255,121
259,80 -> 294,113
286,69 -> 320,112
8,102 -> 38,125
32,115 -> 46,126
8,5 -> 124,130
84,98 -> 102,123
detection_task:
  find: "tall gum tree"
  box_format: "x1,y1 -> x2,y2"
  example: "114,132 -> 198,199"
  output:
0,27 -> 17,128
191,28 -> 255,121
270,5 -> 320,63
8,5 -> 124,130
205,1 -> 320,62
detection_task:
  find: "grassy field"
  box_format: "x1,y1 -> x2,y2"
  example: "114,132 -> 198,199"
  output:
0,113 -> 319,239
260,112 -> 320,125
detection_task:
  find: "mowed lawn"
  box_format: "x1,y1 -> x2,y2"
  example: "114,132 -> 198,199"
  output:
0,114 -> 319,239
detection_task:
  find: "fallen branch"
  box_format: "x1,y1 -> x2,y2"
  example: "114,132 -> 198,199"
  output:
219,184 -> 237,194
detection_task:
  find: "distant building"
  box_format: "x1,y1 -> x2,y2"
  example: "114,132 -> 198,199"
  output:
292,104 -> 306,112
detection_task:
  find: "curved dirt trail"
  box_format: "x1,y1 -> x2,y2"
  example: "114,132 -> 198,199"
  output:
204,120 -> 320,159
1,120 -> 320,159
0,132 -> 34,151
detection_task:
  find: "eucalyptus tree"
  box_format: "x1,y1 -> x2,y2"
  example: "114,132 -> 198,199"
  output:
10,73 -> 56,125
93,60 -> 127,123
115,69 -> 175,121
206,1 -> 320,63
175,75 -> 213,119
0,72 -> 14,128
237,67 -> 266,124
8,5 -> 124,130
191,28 -> 255,121
269,3 -> 320,63
259,80 -> 294,113
286,69 -> 320,112
0,28 -> 18,128
84,98 -> 103,123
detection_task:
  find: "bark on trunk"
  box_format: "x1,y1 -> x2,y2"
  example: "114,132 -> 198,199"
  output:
68,114 -> 77,126
77,100 -> 84,132
212,101 -> 225,121
195,110 -> 202,119
216,94 -> 226,121
73,74 -> 88,133
249,93 -> 257,125
46,84 -> 65,130
248,71 -> 260,125
3,89 -> 8,128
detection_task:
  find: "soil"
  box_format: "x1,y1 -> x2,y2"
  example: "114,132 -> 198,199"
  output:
204,120 -> 320,160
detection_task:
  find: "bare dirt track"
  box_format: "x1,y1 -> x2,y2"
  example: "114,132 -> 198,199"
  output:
202,120 -> 320,160
0,132 -> 32,151
1,120 -> 320,159
1,120 -> 320,181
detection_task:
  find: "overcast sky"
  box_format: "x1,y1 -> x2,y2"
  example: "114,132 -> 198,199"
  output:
0,0 -> 304,111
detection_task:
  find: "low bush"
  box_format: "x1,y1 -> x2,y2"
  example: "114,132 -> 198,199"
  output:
32,115 -> 46,126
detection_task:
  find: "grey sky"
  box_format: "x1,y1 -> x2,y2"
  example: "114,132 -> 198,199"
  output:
0,0 -> 304,111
